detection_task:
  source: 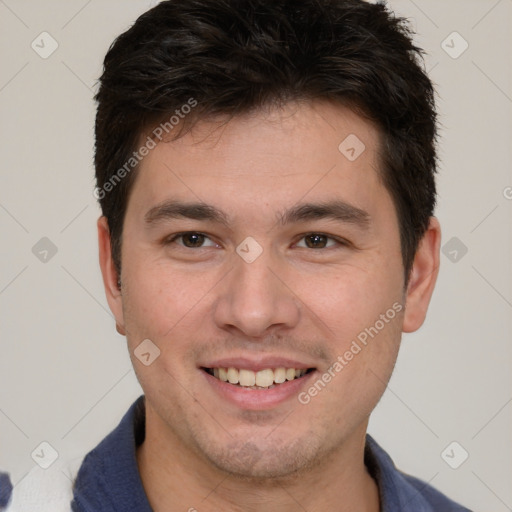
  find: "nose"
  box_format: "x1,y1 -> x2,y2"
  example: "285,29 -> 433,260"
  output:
213,249 -> 301,339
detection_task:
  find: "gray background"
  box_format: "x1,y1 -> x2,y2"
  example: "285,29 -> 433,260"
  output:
0,1 -> 511,510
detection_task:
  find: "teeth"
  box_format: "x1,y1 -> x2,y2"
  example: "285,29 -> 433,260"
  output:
208,366 -> 310,388
286,368 -> 296,381
239,369 -> 255,386
227,367 -> 239,384
274,367 -> 286,384
255,369 -> 274,387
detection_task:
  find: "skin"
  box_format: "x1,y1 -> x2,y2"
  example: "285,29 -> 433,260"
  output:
98,100 -> 441,511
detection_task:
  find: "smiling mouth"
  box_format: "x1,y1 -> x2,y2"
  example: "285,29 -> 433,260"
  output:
202,367 -> 315,389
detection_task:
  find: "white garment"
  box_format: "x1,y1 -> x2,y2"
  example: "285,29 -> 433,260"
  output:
6,457 -> 83,512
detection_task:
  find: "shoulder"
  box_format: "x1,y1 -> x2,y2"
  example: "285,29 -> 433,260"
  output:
5,457 -> 83,512
365,435 -> 473,512
399,472 -> 472,511
1,471 -> 13,510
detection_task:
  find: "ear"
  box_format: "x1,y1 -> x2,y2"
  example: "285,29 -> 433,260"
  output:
402,217 -> 441,333
97,216 -> 126,335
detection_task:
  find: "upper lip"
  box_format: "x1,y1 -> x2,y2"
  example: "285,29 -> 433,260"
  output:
200,356 -> 316,372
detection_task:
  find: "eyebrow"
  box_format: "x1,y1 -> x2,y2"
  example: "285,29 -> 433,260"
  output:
144,199 -> 371,229
277,200 -> 370,228
145,201 -> 229,226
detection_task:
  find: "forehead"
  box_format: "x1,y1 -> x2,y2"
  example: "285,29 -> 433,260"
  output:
128,101 -> 388,222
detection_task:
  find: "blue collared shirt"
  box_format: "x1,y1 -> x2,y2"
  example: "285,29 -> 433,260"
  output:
0,472 -> 13,511
71,396 -> 472,511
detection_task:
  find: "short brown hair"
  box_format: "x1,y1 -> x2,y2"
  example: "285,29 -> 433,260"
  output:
94,0 -> 438,284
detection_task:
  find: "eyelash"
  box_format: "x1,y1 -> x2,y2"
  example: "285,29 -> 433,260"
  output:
164,232 -> 350,250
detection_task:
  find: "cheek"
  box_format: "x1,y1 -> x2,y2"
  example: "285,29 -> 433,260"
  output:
308,296 -> 402,416
122,266 -> 205,390
122,257 -> 223,369
302,262 -> 402,342
121,260 -> 191,344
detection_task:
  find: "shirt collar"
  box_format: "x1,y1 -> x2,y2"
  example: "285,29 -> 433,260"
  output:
71,396 -> 151,512
72,396 -> 463,512
365,434 -> 435,511
0,471 -> 13,510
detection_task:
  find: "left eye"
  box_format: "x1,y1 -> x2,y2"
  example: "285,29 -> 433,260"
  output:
167,232 -> 218,248
295,234 -> 338,249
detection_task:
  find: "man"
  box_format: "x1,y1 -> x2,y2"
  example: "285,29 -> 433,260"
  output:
7,0 -> 472,510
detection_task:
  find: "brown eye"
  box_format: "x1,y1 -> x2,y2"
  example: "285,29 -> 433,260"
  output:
181,233 -> 206,247
297,234 -> 337,249
166,232 -> 217,248
306,234 -> 327,248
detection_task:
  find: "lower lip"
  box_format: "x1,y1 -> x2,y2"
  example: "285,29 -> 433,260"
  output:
200,369 -> 317,410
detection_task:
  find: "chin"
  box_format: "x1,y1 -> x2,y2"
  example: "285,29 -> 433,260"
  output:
199,436 -> 323,482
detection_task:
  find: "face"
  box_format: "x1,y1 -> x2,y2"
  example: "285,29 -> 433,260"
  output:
99,101 -> 438,480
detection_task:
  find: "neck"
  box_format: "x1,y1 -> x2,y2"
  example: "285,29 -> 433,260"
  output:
137,408 -> 380,512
